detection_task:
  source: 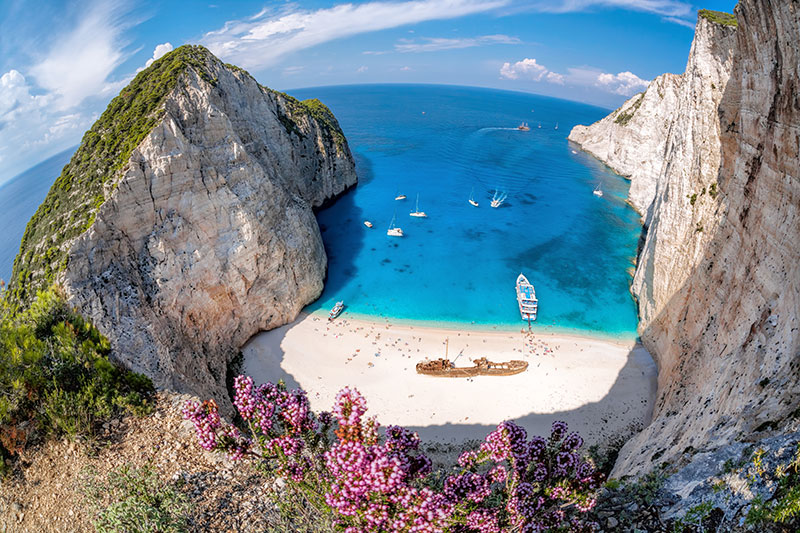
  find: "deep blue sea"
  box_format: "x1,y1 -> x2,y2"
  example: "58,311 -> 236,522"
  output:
0,85 -> 641,338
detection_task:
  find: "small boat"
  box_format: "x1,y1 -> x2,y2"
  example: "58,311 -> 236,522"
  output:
554,122 -> 559,130
490,190 -> 507,208
571,150 -> 577,154
538,122 -> 542,129
518,122 -> 530,131
593,185 -> 603,197
364,221 -> 373,228
410,194 -> 427,218
387,213 -> 404,237
395,194 -> 407,201
329,301 -> 344,321
468,187 -> 479,207
416,357 -> 528,377
516,273 -> 538,322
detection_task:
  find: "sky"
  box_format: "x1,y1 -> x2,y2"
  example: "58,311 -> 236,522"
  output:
0,0 -> 737,185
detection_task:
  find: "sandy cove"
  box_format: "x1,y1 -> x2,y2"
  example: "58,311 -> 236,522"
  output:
242,313 -> 657,447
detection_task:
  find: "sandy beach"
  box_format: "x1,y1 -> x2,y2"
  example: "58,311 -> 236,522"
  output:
242,312 -> 657,446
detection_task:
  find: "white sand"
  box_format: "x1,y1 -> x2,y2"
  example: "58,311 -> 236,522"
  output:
242,313 -> 657,446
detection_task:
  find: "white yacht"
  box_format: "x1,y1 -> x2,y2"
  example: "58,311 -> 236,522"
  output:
387,213 -> 404,237
410,194 -> 427,217
593,185 -> 603,197
468,187 -> 479,207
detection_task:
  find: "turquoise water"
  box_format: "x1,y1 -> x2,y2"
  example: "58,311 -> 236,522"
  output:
291,85 -> 642,338
0,85 -> 641,338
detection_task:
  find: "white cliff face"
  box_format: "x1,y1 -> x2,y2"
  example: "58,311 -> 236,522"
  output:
568,73 -> 683,216
572,1 -> 800,478
61,58 -> 357,407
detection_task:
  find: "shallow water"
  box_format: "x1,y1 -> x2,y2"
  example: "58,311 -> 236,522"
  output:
290,85 -> 642,338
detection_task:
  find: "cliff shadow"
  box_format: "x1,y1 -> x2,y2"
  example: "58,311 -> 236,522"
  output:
241,320 -> 659,464
308,153 -> 373,310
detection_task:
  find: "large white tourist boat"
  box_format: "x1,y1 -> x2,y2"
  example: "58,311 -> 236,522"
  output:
516,273 -> 538,322
387,213 -> 404,236
329,301 -> 344,321
410,194 -> 427,217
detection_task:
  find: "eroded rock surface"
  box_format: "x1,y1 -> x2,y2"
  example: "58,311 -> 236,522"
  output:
60,50 -> 357,406
571,2 -> 799,477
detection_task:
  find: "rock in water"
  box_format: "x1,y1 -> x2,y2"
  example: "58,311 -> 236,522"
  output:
8,46 -> 357,407
570,2 -> 799,477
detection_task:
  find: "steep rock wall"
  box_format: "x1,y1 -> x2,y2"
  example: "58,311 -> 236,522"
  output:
572,2 -> 800,477
52,50 -> 356,406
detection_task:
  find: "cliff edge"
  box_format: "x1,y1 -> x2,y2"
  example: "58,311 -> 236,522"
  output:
8,46 -> 358,406
571,1 -> 799,478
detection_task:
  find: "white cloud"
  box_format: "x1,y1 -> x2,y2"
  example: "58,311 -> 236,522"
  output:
356,65 -> 368,73
201,0 -> 509,70
394,34 -> 520,53
400,66 -> 412,71
138,42 -> 174,72
0,70 -> 50,122
596,70 -> 650,95
546,71 -> 565,85
282,65 -> 305,76
29,1 -> 131,110
500,58 -> 549,81
512,0 -> 693,25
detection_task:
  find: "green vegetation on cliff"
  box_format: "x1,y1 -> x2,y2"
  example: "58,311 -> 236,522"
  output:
614,93 -> 645,126
0,288 -> 153,470
7,45 -> 349,312
8,45 -> 218,310
698,9 -> 738,27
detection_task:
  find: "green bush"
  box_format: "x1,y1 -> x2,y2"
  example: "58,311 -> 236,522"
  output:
83,463 -> 190,533
698,9 -> 737,27
0,288 -> 154,465
746,444 -> 800,527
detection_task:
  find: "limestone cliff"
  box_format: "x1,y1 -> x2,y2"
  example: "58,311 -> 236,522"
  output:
9,46 -> 357,406
571,2 -> 799,477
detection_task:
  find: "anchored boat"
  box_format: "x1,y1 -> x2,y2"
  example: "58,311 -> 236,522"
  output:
593,185 -> 603,197
410,193 -> 427,218
364,220 -> 373,228
516,273 -> 538,322
416,357 -> 528,377
468,187 -> 479,207
329,301 -> 344,321
387,213 -> 404,237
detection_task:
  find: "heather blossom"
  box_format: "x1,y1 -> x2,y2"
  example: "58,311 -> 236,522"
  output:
183,376 -> 603,532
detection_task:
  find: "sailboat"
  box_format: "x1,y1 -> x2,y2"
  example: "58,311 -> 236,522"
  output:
387,213 -> 404,237
538,122 -> 542,129
554,122 -> 559,130
395,187 -> 407,201
517,122 -> 530,131
593,184 -> 604,197
410,194 -> 427,217
468,187 -> 479,207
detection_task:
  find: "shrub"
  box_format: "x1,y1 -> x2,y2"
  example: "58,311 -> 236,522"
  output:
746,444 -> 800,527
83,463 -> 190,533
0,288 -> 154,466
184,376 -> 604,532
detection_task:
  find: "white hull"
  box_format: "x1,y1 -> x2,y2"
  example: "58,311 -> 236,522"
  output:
515,273 -> 538,321
410,212 -> 427,218
387,228 -> 404,237
395,195 -> 407,200
469,200 -> 479,207
364,221 -> 373,228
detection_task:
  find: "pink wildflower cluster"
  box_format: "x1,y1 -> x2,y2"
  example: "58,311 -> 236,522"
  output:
184,376 -> 603,532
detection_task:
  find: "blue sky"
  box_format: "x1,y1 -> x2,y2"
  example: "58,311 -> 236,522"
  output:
0,0 -> 736,184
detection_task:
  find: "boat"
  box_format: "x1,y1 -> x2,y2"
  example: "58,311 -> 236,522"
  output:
593,185 -> 603,197
329,301 -> 344,321
409,194 -> 427,217
387,213 -> 404,237
554,122 -> 559,130
516,273 -> 538,322
416,357 -> 528,377
490,190 -> 507,208
538,122 -> 542,129
468,187 -> 479,207
517,122 -> 530,131
364,220 -> 373,228
395,187 -> 407,201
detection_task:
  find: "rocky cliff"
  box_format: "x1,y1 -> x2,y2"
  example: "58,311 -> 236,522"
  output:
570,2 -> 799,478
9,46 -> 357,406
